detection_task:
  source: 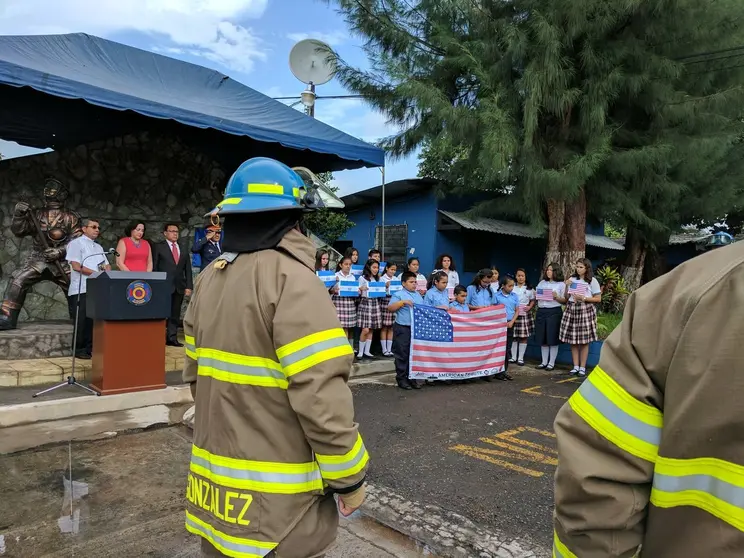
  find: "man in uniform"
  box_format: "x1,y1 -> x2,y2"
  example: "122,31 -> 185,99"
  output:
191,224 -> 222,270
0,178 -> 82,330
553,239 -> 744,557
183,157 -> 369,558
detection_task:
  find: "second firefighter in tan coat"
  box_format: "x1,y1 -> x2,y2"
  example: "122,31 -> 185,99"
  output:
553,239 -> 744,557
183,157 -> 369,558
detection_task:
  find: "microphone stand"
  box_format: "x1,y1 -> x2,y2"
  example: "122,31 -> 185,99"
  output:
32,249 -> 116,398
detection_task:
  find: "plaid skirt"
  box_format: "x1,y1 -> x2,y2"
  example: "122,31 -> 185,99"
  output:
559,302 -> 598,345
332,295 -> 357,328
357,297 -> 382,329
380,295 -> 395,327
513,310 -> 535,338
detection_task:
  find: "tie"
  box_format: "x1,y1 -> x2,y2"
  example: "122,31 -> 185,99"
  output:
171,242 -> 179,264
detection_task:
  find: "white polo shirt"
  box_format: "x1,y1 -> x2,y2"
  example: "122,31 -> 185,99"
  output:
66,235 -> 108,296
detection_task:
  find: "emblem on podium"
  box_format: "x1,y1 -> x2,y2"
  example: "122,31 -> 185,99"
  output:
126,280 -> 152,306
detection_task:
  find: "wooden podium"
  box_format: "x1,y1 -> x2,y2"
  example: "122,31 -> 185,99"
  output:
86,271 -> 171,395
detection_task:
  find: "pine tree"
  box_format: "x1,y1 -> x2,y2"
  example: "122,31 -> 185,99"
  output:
303,172 -> 356,245
328,0 -> 744,275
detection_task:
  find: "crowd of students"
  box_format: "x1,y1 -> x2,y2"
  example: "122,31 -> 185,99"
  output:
315,247 -> 602,390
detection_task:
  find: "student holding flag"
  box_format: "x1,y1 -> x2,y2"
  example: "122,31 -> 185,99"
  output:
534,262 -> 566,371
424,271 -> 451,309
406,257 -> 428,295
314,249 -> 330,271
449,285 -> 470,312
357,259 -> 382,359
493,275 -> 520,381
388,271 -> 424,390
510,268 -> 536,366
332,255 -> 358,340
379,262 -> 399,357
557,258 -> 602,377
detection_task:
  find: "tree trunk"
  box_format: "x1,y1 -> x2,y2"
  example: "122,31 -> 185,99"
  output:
643,244 -> 668,284
620,226 -> 646,292
544,190 -> 587,278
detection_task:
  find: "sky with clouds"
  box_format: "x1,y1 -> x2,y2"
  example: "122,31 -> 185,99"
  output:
0,0 -> 420,195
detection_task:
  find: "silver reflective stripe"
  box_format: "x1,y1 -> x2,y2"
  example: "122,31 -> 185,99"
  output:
198,357 -> 285,380
653,472 -> 744,508
278,336 -> 350,368
191,455 -> 322,485
185,341 -> 196,353
579,379 -> 661,445
318,442 -> 368,474
554,546 -> 565,558
186,515 -> 273,556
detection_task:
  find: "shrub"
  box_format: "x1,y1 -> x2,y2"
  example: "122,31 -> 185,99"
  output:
597,312 -> 623,340
596,265 -> 629,314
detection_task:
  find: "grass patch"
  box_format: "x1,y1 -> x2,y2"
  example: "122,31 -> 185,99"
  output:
597,312 -> 622,340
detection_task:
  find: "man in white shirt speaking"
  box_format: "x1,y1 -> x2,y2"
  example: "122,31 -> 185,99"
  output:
65,218 -> 111,359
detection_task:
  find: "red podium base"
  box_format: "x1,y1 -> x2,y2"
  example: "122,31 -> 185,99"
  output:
90,319 -> 167,395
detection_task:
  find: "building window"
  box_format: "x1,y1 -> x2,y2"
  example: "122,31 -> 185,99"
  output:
375,224 -> 408,266
462,232 -> 490,272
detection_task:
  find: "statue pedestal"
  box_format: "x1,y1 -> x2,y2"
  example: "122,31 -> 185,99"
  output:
0,321 -> 73,360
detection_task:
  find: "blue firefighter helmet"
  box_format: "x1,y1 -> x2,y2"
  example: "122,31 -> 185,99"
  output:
207,157 -> 305,216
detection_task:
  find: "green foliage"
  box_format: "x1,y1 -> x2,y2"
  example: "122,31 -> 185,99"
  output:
597,312 -> 623,341
303,173 -> 355,245
327,0 -> 744,243
596,265 -> 629,314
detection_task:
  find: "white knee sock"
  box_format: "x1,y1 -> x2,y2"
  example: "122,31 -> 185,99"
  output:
385,339 -> 392,353
548,345 -> 559,367
357,340 -> 366,357
540,346 -> 549,366
510,341 -> 518,360
364,338 -> 374,356
517,343 -> 527,361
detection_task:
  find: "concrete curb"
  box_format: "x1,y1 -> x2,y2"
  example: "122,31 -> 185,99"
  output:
361,483 -> 551,558
352,359 -> 394,378
0,385 -> 193,428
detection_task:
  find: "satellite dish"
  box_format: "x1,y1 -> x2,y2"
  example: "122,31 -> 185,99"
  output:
289,39 -> 336,85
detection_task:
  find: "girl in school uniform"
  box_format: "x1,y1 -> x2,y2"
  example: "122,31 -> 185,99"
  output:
492,275 -> 520,380
466,268 -> 494,310
449,285 -> 470,312
379,262 -> 398,357
357,259 -> 382,359
424,271 -> 450,309
315,249 -> 330,271
534,262 -> 565,371
332,256 -> 357,341
344,247 -> 360,266
491,267 -> 500,286
557,258 -> 602,377
405,257 -> 428,296
433,254 -> 460,295
510,268 -> 536,366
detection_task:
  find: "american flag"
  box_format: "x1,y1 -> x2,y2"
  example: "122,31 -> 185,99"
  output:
568,281 -> 589,298
518,303 -> 529,316
536,288 -> 554,302
410,305 -> 508,380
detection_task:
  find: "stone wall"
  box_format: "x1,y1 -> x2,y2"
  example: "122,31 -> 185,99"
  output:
0,132 -> 226,323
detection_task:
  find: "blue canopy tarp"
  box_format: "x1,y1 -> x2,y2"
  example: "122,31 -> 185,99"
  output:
0,33 -> 384,171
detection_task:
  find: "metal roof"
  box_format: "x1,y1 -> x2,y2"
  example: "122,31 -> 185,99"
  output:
438,211 -> 624,251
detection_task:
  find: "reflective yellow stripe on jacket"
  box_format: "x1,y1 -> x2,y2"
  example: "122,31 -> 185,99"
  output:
553,530 -> 577,558
185,511 -> 277,558
276,327 -> 353,377
196,348 -> 287,389
184,334 -> 196,360
651,456 -> 744,532
191,445 -> 324,494
315,433 -> 369,481
568,366 -> 663,462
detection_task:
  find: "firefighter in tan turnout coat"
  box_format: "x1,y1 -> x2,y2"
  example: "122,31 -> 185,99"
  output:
182,157 -> 369,558
553,240 -> 744,557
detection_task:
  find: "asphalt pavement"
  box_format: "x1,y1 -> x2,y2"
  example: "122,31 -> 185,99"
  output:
351,368 -> 582,549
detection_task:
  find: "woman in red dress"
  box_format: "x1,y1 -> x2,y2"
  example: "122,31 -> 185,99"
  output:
116,221 -> 152,272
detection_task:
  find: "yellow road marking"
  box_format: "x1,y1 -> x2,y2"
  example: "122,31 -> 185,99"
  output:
520,384 -> 568,400
450,445 -> 544,477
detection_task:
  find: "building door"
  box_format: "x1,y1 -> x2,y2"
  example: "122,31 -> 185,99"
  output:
376,224 -> 408,266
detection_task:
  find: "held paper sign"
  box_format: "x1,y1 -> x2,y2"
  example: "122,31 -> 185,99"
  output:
388,280 -> 403,293
518,303 -> 529,316
447,287 -> 455,300
339,280 -> 359,297
379,262 -> 386,273
351,264 -> 364,277
367,281 -> 387,298
536,288 -> 554,302
416,279 -> 427,292
316,270 -> 336,288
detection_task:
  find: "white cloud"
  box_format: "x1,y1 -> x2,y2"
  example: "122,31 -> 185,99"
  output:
0,0 -> 268,73
287,31 -> 348,47
315,98 -> 399,143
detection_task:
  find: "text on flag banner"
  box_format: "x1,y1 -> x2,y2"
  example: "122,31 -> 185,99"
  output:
416,279 -> 427,292
388,280 -> 403,293
316,270 -> 336,288
568,282 -> 589,298
536,288 -> 554,302
409,305 -> 508,380
351,264 -> 364,277
339,280 -> 359,297
367,281 -> 387,298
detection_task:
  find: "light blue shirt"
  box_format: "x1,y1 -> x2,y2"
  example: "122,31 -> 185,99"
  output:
492,289 -> 520,320
389,289 -> 424,326
466,284 -> 492,307
449,301 -> 470,312
424,287 -> 450,308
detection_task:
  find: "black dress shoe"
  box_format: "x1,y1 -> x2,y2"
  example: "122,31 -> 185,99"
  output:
494,372 -> 508,381
75,352 -> 92,360
537,364 -> 547,369
166,341 -> 184,347
397,382 -> 413,390
410,381 -> 422,389
504,373 -> 514,381
482,375 -> 492,382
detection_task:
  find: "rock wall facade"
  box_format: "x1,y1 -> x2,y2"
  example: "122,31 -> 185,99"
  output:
0,132 -> 226,323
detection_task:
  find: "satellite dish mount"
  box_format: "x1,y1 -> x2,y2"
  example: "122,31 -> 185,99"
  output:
289,39 -> 336,117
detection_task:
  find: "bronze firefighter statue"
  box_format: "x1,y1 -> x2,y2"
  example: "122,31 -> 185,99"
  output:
0,178 -> 82,330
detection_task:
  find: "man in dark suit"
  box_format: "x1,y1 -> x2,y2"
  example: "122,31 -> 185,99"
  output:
152,222 -> 193,346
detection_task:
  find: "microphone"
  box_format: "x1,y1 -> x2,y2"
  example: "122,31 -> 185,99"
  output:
107,248 -> 120,257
